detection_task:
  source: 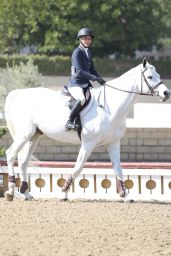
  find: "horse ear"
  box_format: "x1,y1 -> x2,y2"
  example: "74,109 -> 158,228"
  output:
143,57 -> 147,68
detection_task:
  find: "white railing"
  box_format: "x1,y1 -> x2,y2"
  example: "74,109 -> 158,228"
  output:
1,161 -> 171,202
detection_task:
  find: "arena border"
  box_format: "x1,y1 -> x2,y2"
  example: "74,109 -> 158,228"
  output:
1,160 -> 171,169
0,161 -> 171,202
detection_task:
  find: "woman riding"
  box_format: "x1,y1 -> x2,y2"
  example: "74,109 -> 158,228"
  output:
65,27 -> 106,131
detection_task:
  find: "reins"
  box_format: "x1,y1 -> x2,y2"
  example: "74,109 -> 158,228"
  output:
104,82 -> 148,95
104,69 -> 163,96
97,67 -> 164,108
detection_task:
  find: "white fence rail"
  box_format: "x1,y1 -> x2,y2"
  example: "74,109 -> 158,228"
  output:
1,161 -> 171,202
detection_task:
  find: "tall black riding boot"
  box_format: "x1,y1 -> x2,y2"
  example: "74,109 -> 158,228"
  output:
65,100 -> 82,131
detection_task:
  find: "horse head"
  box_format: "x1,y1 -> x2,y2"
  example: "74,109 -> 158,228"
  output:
140,57 -> 170,102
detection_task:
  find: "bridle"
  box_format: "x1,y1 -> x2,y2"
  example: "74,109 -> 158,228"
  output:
97,66 -> 164,108
104,67 -> 163,96
140,67 -> 163,96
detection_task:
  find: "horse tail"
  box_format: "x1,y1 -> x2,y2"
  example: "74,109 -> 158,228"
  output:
4,90 -> 18,139
6,118 -> 15,140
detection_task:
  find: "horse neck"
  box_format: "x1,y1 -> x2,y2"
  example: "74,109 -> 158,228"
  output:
101,66 -> 141,118
106,65 -> 141,100
110,65 -> 140,91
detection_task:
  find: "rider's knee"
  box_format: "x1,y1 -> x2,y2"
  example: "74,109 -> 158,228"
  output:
79,97 -> 86,106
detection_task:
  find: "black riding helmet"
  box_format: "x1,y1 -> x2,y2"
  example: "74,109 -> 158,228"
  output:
77,28 -> 95,39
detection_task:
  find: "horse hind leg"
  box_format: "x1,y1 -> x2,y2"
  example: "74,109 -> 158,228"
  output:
5,126 -> 38,201
17,132 -> 42,200
5,136 -> 30,201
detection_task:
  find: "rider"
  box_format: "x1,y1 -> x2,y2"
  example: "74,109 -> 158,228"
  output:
65,27 -> 106,131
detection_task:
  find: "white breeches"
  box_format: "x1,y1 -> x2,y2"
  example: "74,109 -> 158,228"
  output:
68,87 -> 86,105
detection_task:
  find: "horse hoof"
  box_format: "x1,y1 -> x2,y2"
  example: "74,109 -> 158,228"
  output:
4,191 -> 14,201
12,190 -> 33,200
124,198 -> 134,203
22,190 -> 33,200
60,198 -> 68,202
25,194 -> 33,201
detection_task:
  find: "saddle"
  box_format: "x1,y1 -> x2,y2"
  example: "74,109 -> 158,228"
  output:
62,85 -> 91,107
61,86 -> 91,137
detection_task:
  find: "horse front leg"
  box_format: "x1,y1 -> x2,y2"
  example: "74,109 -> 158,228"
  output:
107,140 -> 126,198
62,141 -> 96,193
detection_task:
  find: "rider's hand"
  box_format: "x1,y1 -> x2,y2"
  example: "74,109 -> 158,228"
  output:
96,77 -> 106,85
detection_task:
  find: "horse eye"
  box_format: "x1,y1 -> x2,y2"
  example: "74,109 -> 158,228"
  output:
147,75 -> 152,79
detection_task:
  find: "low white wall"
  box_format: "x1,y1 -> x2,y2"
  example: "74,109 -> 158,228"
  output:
1,127 -> 171,162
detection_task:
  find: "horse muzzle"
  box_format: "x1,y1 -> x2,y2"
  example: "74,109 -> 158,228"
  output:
160,90 -> 170,102
156,90 -> 170,102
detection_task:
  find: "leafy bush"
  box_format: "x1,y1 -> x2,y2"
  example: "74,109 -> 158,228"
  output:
0,58 -> 42,111
0,147 -> 5,156
0,128 -> 6,157
0,128 -> 6,137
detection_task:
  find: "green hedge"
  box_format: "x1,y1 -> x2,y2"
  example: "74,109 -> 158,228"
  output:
0,55 -> 171,78
0,128 -> 6,157
0,55 -> 71,76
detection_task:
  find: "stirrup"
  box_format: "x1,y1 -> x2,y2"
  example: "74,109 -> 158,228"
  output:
65,120 -> 79,131
65,121 -> 75,131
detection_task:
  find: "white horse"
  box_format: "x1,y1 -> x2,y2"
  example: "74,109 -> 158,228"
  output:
4,58 -> 170,201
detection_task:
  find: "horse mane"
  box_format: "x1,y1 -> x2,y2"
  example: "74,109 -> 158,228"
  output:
107,64 -> 142,86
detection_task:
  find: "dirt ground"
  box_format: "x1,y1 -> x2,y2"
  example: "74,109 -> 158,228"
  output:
0,199 -> 170,256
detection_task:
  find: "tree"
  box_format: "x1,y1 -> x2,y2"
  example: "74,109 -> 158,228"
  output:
88,0 -> 165,56
0,0 -> 168,57
157,0 -> 171,48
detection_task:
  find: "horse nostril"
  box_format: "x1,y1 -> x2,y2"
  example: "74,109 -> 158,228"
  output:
164,91 -> 170,96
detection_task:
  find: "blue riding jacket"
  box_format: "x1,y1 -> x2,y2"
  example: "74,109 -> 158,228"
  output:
67,45 -> 99,88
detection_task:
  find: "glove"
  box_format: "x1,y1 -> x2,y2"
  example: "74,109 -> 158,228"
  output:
96,77 -> 106,85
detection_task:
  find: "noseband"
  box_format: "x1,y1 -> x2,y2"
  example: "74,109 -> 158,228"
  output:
140,67 -> 163,96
